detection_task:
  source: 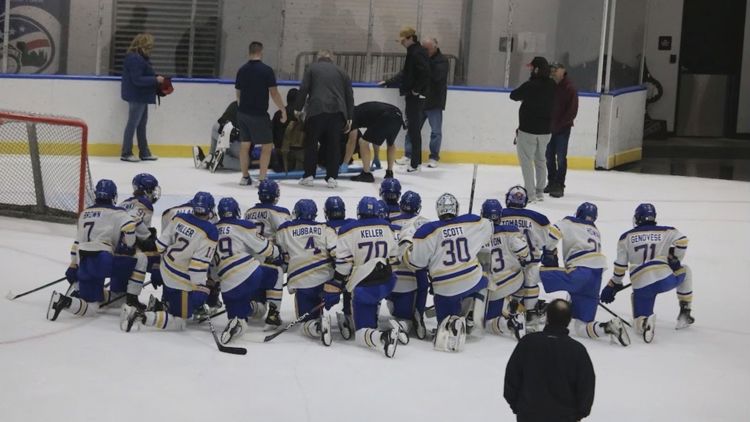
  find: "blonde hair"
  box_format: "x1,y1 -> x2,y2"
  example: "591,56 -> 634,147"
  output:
127,33 -> 155,56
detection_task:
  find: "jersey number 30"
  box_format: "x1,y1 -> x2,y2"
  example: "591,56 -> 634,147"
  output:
442,237 -> 470,266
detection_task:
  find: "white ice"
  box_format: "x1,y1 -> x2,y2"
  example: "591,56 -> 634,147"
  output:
1,157 -> 749,421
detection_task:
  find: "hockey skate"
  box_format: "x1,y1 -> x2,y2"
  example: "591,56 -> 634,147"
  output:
676,302 -> 695,330
209,150 -> 224,173
380,327 -> 399,358
507,314 -> 525,341
120,304 -> 145,332
192,146 -> 206,169
126,293 -> 146,311
264,302 -> 281,331
46,291 -> 72,321
249,301 -> 267,321
146,294 -> 166,312
321,309 -> 333,346
641,314 -> 656,343
413,309 -> 427,340
391,319 -> 410,345
221,317 -> 247,344
336,312 -> 354,340
525,310 -> 543,333
603,318 -> 631,347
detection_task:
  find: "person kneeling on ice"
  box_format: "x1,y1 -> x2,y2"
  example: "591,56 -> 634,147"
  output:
120,191 -> 218,332
326,197 -> 401,357
275,199 -> 338,345
601,203 -> 694,343
540,202 -> 630,346
405,193 -> 493,352
48,179 -> 137,321
210,197 -> 284,343
477,199 -> 530,340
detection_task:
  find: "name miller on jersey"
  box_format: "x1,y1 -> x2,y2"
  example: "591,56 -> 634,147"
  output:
175,223 -> 196,238
630,233 -> 663,243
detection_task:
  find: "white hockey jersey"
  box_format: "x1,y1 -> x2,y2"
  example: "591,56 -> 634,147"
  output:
214,218 -> 278,293
275,220 -> 337,292
161,201 -> 218,234
612,225 -> 688,289
120,196 -> 154,241
71,204 -> 136,264
406,214 -> 493,297
157,214 -> 218,291
385,203 -> 401,221
500,208 -> 551,262
548,216 -> 607,269
391,213 -> 429,293
335,218 -> 399,292
244,203 -> 291,242
478,224 -> 529,297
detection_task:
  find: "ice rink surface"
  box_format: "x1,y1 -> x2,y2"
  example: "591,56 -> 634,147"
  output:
1,157 -> 749,421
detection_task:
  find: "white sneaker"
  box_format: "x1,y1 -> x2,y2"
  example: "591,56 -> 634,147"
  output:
120,155 -> 140,162
395,156 -> 411,166
426,159 -> 439,168
406,165 -> 421,173
326,178 -> 338,189
299,176 -> 314,186
239,175 -> 252,186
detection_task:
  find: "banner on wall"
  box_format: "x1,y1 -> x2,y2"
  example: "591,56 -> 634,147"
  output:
0,0 -> 69,74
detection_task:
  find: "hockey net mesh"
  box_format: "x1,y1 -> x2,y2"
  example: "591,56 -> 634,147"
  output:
0,110 -> 94,223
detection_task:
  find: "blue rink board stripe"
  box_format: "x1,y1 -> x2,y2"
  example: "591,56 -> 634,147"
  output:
251,166 -> 365,180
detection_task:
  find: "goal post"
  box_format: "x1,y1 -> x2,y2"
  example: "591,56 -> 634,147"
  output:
0,110 -> 94,223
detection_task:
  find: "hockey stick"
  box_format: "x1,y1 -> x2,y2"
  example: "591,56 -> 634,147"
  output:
6,277 -> 67,301
197,308 -> 227,323
262,302 -> 325,343
468,164 -> 478,214
203,305 -> 247,355
598,302 -> 632,328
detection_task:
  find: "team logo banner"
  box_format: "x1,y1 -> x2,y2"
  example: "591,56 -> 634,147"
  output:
0,0 -> 69,74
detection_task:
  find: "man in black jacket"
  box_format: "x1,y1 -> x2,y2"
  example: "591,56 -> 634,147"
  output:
510,56 -> 556,203
504,299 -> 595,422
384,27 -> 430,172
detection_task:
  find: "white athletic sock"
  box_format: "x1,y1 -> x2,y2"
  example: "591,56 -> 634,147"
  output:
574,319 -> 603,339
65,297 -> 92,316
302,319 -> 320,338
486,317 -> 504,335
144,311 -> 186,330
355,328 -> 381,349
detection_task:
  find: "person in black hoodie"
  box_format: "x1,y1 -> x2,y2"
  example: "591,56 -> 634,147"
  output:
510,56 -> 556,203
382,27 -> 430,172
504,299 -> 596,422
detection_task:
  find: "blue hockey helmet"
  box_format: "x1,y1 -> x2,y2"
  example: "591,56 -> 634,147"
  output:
132,173 -> 161,203
436,193 -> 459,220
576,202 -> 598,223
324,196 -> 346,221
258,179 -> 280,204
399,190 -> 422,214
634,203 -> 657,226
294,199 -> 318,220
376,200 -> 388,219
192,191 -> 215,217
481,199 -> 503,223
217,197 -> 241,220
357,196 -> 380,219
94,179 -> 118,204
379,178 -> 402,204
505,185 -> 528,208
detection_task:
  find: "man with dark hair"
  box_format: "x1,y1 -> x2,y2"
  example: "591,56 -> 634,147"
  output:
342,101 -> 405,182
235,41 -> 287,186
504,299 -> 596,421
510,56 -> 556,203
546,62 -> 579,198
383,27 -> 430,173
294,50 -> 354,189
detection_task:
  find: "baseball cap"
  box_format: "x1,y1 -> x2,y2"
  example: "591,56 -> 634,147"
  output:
526,56 -> 549,69
550,61 -> 565,69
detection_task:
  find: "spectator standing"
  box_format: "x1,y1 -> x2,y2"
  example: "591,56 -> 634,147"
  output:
504,299 -> 596,422
546,62 -> 579,198
397,37 -> 448,168
235,41 -> 286,186
294,50 -> 354,189
120,33 -> 164,162
342,101 -> 405,182
384,27 -> 430,173
510,56 -> 555,202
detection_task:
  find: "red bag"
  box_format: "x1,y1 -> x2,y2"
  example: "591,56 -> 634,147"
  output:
157,77 -> 174,97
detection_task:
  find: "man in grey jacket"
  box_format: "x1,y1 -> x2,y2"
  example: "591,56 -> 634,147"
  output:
294,50 -> 354,189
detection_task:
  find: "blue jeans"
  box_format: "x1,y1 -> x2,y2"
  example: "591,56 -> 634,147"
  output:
122,102 -> 152,158
404,108 -> 443,161
545,127 -> 570,186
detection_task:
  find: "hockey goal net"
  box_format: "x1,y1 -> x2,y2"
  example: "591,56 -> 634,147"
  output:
0,110 -> 94,223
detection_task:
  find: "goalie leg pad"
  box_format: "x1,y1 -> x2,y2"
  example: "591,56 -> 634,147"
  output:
433,315 -> 466,352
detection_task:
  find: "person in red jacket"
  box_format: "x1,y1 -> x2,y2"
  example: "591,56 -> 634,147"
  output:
546,62 -> 578,198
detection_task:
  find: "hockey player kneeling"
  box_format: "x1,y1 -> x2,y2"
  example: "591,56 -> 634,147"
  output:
120,192 -> 218,332
48,179 -> 137,321
406,193 -> 493,352
328,197 -> 401,358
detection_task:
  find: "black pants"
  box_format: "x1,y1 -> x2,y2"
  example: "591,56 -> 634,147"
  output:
405,95 -> 426,169
304,112 -> 345,179
545,127 -> 571,187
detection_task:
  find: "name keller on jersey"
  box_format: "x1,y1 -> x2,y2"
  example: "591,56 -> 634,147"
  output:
292,226 -> 322,237
176,223 -> 196,238
630,233 -> 663,243
361,228 -> 384,238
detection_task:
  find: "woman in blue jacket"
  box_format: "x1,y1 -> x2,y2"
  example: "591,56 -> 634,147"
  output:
121,33 -> 164,162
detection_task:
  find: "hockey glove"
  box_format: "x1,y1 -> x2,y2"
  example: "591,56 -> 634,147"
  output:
667,254 -> 682,272
541,248 -> 559,267
600,281 -> 626,304
115,241 -> 136,256
65,266 -> 78,284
